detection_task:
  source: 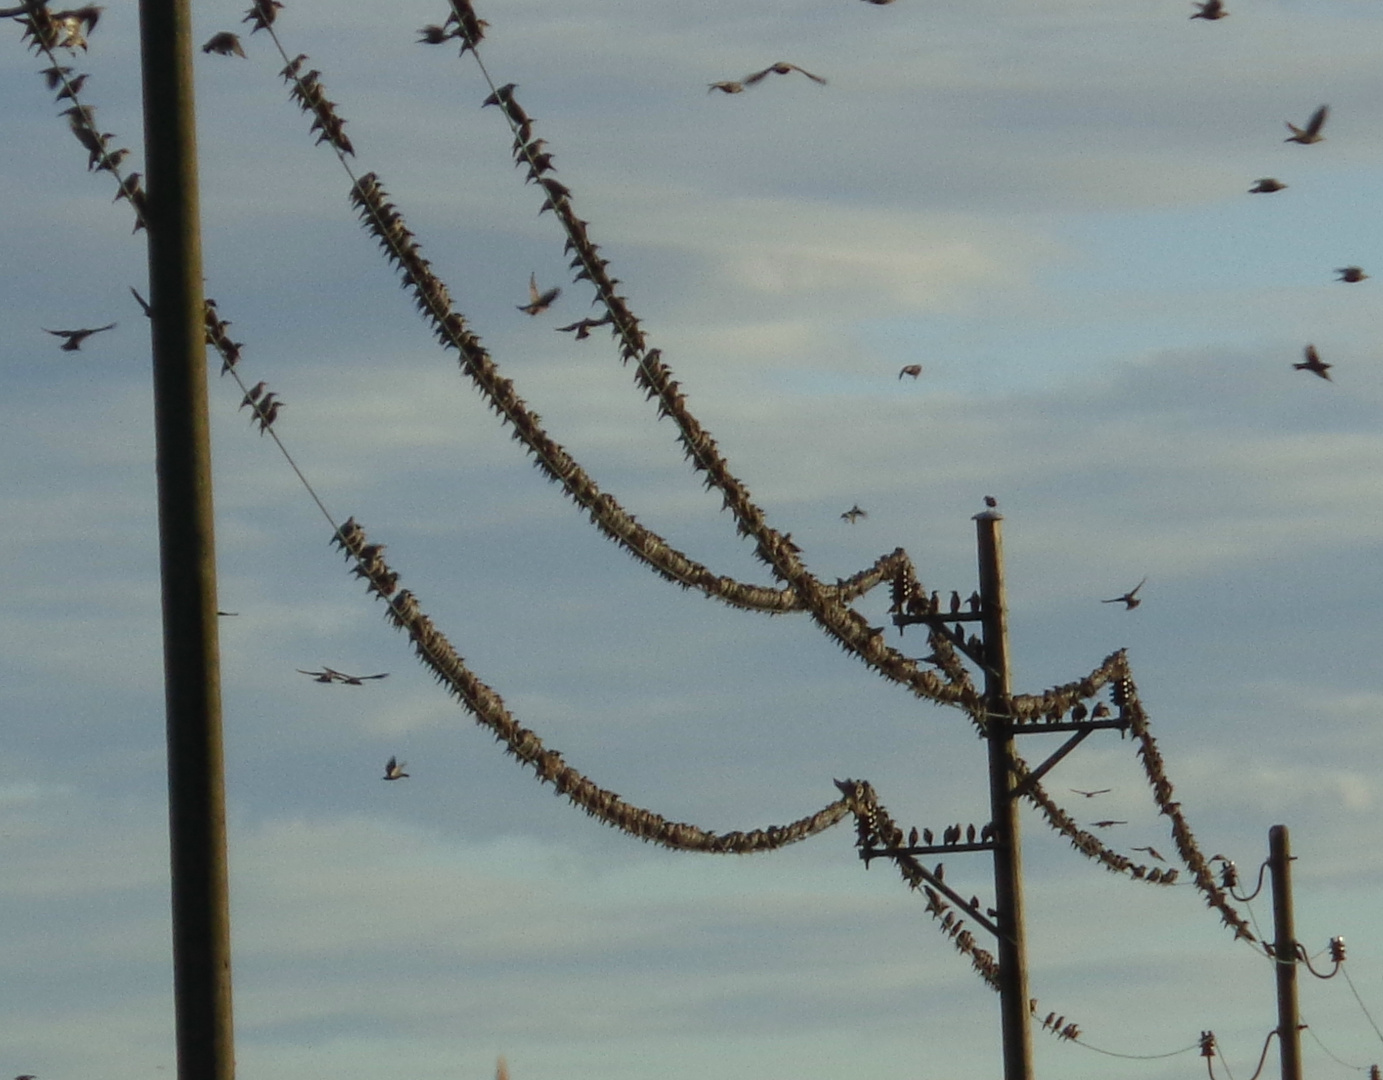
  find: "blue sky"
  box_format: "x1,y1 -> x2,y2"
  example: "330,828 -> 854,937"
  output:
4,0 -> 1383,1078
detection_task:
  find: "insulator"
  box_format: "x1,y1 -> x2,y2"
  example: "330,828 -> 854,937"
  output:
1199,1031 -> 1216,1058
1368,1065 -> 1378,1080
1220,862 -> 1238,888
1330,936 -> 1346,963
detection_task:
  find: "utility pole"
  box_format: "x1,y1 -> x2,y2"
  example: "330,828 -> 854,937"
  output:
975,510 -> 1034,1080
139,0 -> 236,1078
1269,824 -> 1303,1080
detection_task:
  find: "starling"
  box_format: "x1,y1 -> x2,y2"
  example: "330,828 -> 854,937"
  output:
1335,266 -> 1368,283
239,381 -> 267,409
908,826 -> 919,847
44,322 -> 116,350
707,80 -> 744,94
922,827 -> 934,845
983,495 -> 997,508
1070,788 -> 1111,798
1190,0 -> 1227,18
1294,344 -> 1332,381
1249,178 -> 1286,194
966,823 -> 976,843
1285,105 -> 1328,145
898,364 -> 923,379
298,666 -> 388,685
1091,819 -> 1127,829
1133,846 -> 1166,862
1091,702 -> 1111,719
129,287 -> 152,317
383,756 -> 409,780
517,272 -> 560,316
201,31 -> 246,57
1101,577 -> 1147,610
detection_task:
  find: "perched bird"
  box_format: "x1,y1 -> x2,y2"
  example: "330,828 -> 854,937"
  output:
1133,846 -> 1167,862
382,756 -> 409,781
201,31 -> 246,57
1294,344 -> 1332,381
239,381 -> 267,409
966,823 -> 976,844
55,72 -> 89,100
1091,702 -> 1111,720
1336,266 -> 1369,283
517,272 -> 560,316
1249,178 -> 1286,194
1285,105 -> 1328,145
922,827 -> 934,845
898,364 -> 923,379
1070,788 -> 1111,798
743,62 -> 828,86
1091,819 -> 1127,829
41,64 -> 73,90
841,504 -> 867,524
1102,577 -> 1147,610
1070,702 -> 1089,722
908,826 -> 919,847
1190,0 -> 1227,18
44,322 -> 116,350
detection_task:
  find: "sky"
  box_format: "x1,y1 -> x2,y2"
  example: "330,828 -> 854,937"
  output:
4,0 -> 1383,1077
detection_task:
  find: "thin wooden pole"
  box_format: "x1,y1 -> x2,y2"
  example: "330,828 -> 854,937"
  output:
976,511 -> 1033,1080
1269,825 -> 1302,1080
137,0 -> 236,1076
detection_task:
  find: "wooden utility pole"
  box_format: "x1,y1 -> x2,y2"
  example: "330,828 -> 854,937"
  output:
976,510 -> 1034,1080
138,0 -> 236,1077
1269,824 -> 1303,1080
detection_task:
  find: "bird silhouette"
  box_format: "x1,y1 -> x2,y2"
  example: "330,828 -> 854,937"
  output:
841,504 -> 867,524
44,322 -> 115,351
1091,702 -> 1111,720
1070,788 -> 1111,798
239,381 -> 267,409
517,272 -> 560,316
201,31 -> 246,57
1091,819 -> 1127,829
1249,178 -> 1286,194
1190,0 -> 1227,18
298,667 -> 389,685
1102,577 -> 1147,610
1133,846 -> 1166,862
383,756 -> 409,780
1285,104 -> 1328,145
922,827 -> 934,845
1294,344 -> 1332,381
898,364 -> 922,379
744,62 -> 827,86
1335,266 -> 1369,283
707,81 -> 745,94
908,826 -> 919,847
983,495 -> 998,508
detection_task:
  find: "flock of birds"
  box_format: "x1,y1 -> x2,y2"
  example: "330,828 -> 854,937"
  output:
292,666 -> 406,780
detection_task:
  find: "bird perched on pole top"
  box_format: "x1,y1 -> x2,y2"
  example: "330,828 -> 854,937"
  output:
1285,104 -> 1328,145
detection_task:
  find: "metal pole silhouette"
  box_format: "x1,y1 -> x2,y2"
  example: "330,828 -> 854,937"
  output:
1269,824 -> 1302,1080
976,510 -> 1034,1080
138,0 -> 236,1076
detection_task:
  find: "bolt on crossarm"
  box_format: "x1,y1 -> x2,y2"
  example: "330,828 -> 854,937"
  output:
975,509 -> 1034,1080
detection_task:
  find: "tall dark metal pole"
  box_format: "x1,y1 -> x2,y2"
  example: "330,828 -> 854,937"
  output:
976,511 -> 1033,1080
1269,825 -> 1302,1080
138,0 -> 236,1077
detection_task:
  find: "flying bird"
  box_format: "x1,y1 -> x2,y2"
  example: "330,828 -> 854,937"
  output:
201,31 -> 246,57
1294,344 -> 1332,381
898,364 -> 923,379
743,62 -> 828,86
297,667 -> 389,685
983,496 -> 998,508
383,756 -> 409,781
517,272 -> 560,316
1285,105 -> 1328,145
1091,820 -> 1128,829
1335,266 -> 1369,283
130,286 -> 152,317
1248,178 -> 1286,194
707,81 -> 744,94
1070,788 -> 1111,798
44,322 -> 115,350
1190,0 -> 1227,18
1102,577 -> 1147,610
1133,846 -> 1167,862
841,504 -> 867,523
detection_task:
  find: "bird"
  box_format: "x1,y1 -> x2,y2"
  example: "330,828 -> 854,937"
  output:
707,81 -> 745,94
383,756 -> 409,781
898,364 -> 922,379
1091,702 -> 1111,720
922,827 -> 934,845
1190,0 -> 1227,18
841,504 -> 867,523
860,0 -> 897,4
239,381 -> 267,409
1294,344 -> 1332,381
743,62 -> 827,86
1102,577 -> 1147,610
1133,846 -> 1167,862
44,322 -> 115,350
130,286 -> 152,317
1091,819 -> 1127,829
297,667 -> 389,685
908,826 -> 919,847
966,823 -> 976,843
983,496 -> 998,508
517,272 -> 560,316
1285,105 -> 1328,145
1249,178 -> 1286,194
1070,788 -> 1111,798
1335,266 -> 1369,283
55,72 -> 89,100
201,31 -> 246,57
